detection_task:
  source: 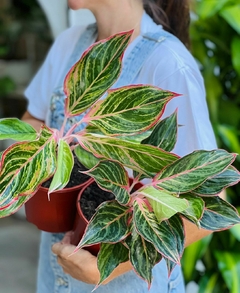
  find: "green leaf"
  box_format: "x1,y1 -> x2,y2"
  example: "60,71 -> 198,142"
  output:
85,86 -> 175,135
139,186 -> 189,221
155,150 -> 236,193
126,225 -> 161,287
77,201 -> 130,248
97,242 -> 129,285
0,125 -> 57,217
215,251 -> 240,292
48,140 -> 74,193
0,118 -> 37,141
199,196 -> 240,231
133,200 -> 181,263
181,235 -> 212,283
74,145 -> 100,169
198,273 -> 219,293
231,36 -> 240,76
84,160 -> 130,205
142,111 -> 177,152
180,193 -> 204,226
220,4 -> 240,34
230,224 -> 240,241
64,31 -> 132,117
197,0 -> 229,19
193,166 -> 240,195
80,134 -> 178,177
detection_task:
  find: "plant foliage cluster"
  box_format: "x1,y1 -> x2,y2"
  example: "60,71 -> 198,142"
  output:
0,28 -> 239,287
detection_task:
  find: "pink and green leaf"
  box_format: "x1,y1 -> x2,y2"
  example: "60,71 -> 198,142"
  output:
141,111 -> 178,152
199,196 -> 240,230
77,201 -> 130,249
179,193 -> 205,226
192,166 -> 240,195
74,145 -> 100,169
133,200 -> 181,263
0,194 -> 32,217
139,186 -> 189,221
83,160 -> 130,205
80,134 -> 178,177
0,125 -> 57,216
48,140 -> 74,194
84,86 -> 176,136
97,242 -> 129,285
125,225 -> 162,287
155,150 -> 236,193
0,118 -> 37,141
64,31 -> 132,117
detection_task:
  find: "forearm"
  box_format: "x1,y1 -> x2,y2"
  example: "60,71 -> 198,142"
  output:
21,111 -> 44,131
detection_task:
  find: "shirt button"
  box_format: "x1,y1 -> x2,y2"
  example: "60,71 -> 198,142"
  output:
57,277 -> 68,286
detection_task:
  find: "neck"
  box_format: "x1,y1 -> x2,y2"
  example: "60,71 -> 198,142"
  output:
91,1 -> 144,41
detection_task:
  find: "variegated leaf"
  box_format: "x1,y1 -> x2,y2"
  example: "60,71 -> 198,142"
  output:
164,257 -> 177,276
139,186 -> 189,221
84,160 -> 130,204
179,193 -> 205,226
74,145 -> 100,169
133,200 -> 181,263
142,111 -> 178,152
199,196 -> 240,230
0,194 -> 32,217
48,140 -> 74,193
80,134 -> 178,177
126,225 -> 162,287
193,166 -> 240,195
155,150 -> 236,193
77,201 -> 130,248
84,86 -> 176,135
167,214 -> 185,259
64,31 -> 132,117
0,118 -> 37,141
0,125 -> 57,216
97,242 -> 129,285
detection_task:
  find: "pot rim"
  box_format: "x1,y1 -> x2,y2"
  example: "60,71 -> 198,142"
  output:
39,177 -> 93,193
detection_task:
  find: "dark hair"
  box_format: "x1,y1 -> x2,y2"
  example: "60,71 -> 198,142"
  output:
143,0 -> 190,48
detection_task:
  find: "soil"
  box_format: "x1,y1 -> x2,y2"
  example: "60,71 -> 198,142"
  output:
42,156 -> 90,188
79,181 -> 115,221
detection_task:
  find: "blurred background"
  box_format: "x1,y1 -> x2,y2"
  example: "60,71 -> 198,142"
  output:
0,0 -> 239,292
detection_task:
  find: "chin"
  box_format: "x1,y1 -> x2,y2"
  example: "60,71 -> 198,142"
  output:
67,0 -> 86,10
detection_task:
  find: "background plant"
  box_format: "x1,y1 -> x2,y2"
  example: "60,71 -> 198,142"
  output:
181,1 -> 240,292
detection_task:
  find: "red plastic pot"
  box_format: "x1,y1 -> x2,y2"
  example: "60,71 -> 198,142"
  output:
70,179 -> 143,255
70,180 -> 100,255
25,179 -> 92,233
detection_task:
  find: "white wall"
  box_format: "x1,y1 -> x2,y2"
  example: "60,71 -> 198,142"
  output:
37,0 -> 95,39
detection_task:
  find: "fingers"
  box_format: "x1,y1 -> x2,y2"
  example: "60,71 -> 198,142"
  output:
61,231 -> 74,244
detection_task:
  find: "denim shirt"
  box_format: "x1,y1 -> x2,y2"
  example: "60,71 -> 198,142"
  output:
36,23 -> 186,293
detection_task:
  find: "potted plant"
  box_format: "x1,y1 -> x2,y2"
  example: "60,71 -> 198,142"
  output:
0,30 -> 240,287
0,30 -> 178,229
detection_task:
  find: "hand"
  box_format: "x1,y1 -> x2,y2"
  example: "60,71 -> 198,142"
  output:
52,232 -> 133,285
52,232 -> 100,285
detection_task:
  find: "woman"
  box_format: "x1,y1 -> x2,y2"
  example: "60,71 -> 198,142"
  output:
22,0 -> 217,292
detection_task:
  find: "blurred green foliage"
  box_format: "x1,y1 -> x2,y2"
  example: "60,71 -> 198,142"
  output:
182,1 -> 240,292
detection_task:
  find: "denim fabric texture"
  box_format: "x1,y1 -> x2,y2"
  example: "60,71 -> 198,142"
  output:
37,23 -> 186,293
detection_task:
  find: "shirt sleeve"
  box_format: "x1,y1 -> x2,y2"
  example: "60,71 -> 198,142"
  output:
155,65 -> 217,157
24,25 -> 85,122
24,43 -> 56,121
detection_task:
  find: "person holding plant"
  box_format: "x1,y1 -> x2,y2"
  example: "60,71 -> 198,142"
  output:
22,0 -> 219,292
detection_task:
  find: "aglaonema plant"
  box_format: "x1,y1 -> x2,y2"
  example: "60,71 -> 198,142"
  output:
0,30 -> 240,287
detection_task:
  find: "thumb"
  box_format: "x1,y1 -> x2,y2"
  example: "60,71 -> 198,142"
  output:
52,242 -> 76,257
